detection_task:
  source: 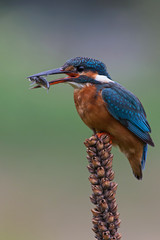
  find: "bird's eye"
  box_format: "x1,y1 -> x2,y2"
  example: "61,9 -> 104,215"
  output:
77,66 -> 84,73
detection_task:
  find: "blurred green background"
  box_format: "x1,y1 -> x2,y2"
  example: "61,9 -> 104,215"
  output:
0,1 -> 160,239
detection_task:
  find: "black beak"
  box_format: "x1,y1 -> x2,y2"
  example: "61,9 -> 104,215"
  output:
28,67 -> 71,78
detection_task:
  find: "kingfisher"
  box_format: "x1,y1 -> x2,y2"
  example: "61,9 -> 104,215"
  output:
28,57 -> 154,180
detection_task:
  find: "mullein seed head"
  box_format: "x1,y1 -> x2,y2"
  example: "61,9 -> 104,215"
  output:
84,134 -> 121,239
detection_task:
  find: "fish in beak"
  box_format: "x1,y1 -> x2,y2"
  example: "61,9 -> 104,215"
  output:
28,67 -> 78,90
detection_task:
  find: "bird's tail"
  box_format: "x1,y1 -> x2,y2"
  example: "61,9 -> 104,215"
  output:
141,144 -> 148,170
128,144 -> 148,180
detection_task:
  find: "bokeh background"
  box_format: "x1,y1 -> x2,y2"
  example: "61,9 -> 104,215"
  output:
0,0 -> 160,239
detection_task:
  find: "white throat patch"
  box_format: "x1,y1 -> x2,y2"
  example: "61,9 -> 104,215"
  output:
68,82 -> 84,89
95,74 -> 114,83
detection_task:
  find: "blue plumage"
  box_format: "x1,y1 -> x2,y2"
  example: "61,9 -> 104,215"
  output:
101,82 -> 154,146
63,57 -> 112,79
141,144 -> 148,170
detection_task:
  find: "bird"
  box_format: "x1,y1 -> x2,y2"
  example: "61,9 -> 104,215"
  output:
28,57 -> 154,179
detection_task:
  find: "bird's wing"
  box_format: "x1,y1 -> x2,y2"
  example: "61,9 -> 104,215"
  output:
101,83 -> 154,146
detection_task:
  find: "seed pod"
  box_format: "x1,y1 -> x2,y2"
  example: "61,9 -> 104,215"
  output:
115,219 -> 121,228
99,149 -> 110,159
87,165 -> 94,174
114,232 -> 122,239
102,135 -> 110,143
95,232 -> 102,239
108,223 -> 115,230
101,178 -> 111,189
106,169 -> 115,180
104,190 -> 114,198
90,194 -> 97,204
92,218 -> 99,225
96,194 -> 104,202
89,175 -> 99,185
99,199 -> 108,211
114,212 -> 120,220
89,147 -> 97,153
92,185 -> 103,195
108,192 -> 116,202
102,231 -> 110,240
87,149 -> 96,157
106,212 -> 114,223
107,145 -> 112,152
96,140 -> 104,151
91,157 -> 101,167
110,182 -> 118,192
97,167 -> 105,178
86,156 -> 91,162
104,159 -> 113,169
91,208 -> 101,217
109,202 -> 118,214
98,221 -> 107,231
104,143 -> 110,148
110,236 -> 116,240
92,227 -> 98,233
84,136 -> 97,147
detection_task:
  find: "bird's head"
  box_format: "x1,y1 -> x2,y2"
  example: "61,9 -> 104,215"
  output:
28,57 -> 113,89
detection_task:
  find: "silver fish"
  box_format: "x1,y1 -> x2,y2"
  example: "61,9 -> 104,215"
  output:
28,76 -> 50,90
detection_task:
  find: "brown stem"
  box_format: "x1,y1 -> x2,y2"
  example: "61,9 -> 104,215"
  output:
84,134 -> 121,240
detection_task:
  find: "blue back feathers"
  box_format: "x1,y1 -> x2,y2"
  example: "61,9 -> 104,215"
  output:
63,57 -> 112,79
101,82 -> 154,147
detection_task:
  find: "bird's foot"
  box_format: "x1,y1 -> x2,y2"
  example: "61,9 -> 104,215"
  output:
96,132 -> 112,144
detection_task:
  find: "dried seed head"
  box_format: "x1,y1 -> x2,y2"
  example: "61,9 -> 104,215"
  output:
114,232 -> 122,239
109,202 -> 118,214
96,140 -> 104,151
105,190 -> 114,198
110,237 -> 116,240
87,149 -> 96,157
99,149 -> 110,159
114,213 -> 120,220
102,231 -> 110,240
97,167 -> 105,178
90,194 -> 97,204
96,195 -> 104,202
108,223 -> 115,230
87,165 -> 95,173
91,157 -> 101,167
92,218 -> 99,225
91,208 -> 101,217
92,185 -> 103,195
89,147 -> 97,153
106,169 -> 115,181
98,221 -> 107,231
108,192 -> 116,202
104,159 -> 113,169
92,227 -> 98,233
115,219 -> 121,228
104,143 -> 110,149
107,213 -> 114,223
84,136 -> 97,147
102,135 -> 110,143
110,182 -> 118,192
101,178 -> 111,189
86,134 -> 121,239
99,199 -> 108,211
107,145 -> 112,152
89,175 -> 99,185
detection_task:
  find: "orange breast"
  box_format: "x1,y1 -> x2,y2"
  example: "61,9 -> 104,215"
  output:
74,85 -> 112,132
74,84 -> 142,145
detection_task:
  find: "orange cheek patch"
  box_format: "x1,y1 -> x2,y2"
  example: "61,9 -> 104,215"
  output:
84,71 -> 98,79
